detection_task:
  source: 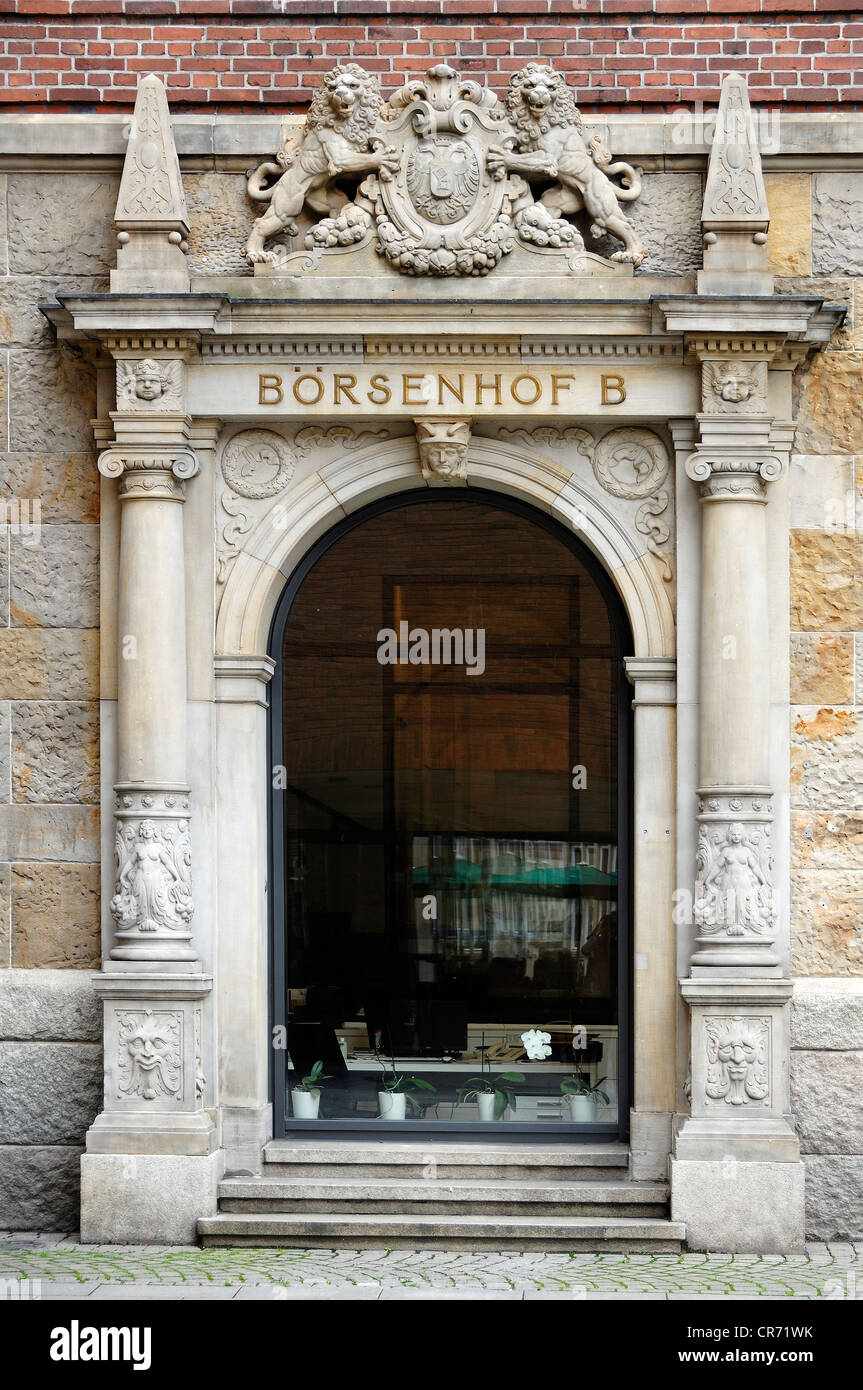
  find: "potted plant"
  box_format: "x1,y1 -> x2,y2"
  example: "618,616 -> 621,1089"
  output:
377,1058 -> 436,1120
458,1070 -> 525,1121
561,1074 -> 610,1123
291,1059 -> 331,1119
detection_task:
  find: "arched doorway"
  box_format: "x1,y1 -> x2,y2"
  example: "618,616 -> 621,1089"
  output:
269,490 -> 633,1137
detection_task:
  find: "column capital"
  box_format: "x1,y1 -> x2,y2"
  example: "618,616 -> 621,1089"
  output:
685,415 -> 783,501
98,443 -> 200,500
624,655 -> 676,706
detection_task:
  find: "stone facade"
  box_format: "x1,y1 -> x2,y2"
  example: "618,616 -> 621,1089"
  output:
0,47 -> 861,1248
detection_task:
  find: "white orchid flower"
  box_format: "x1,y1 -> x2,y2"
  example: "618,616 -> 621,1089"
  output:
521,1028 -> 552,1061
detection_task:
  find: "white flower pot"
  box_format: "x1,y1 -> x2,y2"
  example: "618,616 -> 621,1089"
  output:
292,1089 -> 320,1119
477,1092 -> 496,1122
378,1090 -> 407,1120
568,1094 -> 597,1123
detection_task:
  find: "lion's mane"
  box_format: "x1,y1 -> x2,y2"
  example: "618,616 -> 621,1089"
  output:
305,64 -> 383,146
505,63 -> 583,147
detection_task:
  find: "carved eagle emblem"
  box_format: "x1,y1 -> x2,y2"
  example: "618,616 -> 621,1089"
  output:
405,137 -> 480,225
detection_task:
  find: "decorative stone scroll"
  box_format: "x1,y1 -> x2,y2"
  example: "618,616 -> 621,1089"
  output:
98,445 -> 199,502
244,61 -> 648,275
415,418 -> 471,481
704,1016 -> 770,1108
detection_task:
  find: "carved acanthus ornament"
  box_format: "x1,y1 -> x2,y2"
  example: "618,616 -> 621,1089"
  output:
244,61 -> 648,276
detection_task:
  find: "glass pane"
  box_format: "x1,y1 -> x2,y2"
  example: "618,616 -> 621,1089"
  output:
281,500 -> 622,1126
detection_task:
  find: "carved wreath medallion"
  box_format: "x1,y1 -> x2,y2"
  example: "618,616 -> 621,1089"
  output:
221,430 -> 297,500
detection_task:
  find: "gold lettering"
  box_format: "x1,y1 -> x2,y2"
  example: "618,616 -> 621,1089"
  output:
510,373 -> 542,406
402,374 -> 426,405
259,373 -> 283,405
367,373 -> 392,405
601,373 -> 626,404
475,373 -> 502,406
334,373 -> 359,405
438,373 -> 464,406
292,374 -> 325,405
551,373 -> 577,405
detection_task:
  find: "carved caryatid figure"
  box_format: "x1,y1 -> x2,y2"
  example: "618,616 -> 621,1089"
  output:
111,818 -> 194,935
705,1017 -> 769,1107
244,65 -> 398,262
486,63 -> 647,266
696,821 -> 773,937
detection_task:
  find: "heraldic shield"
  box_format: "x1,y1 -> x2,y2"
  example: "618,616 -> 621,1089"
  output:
366,64 -> 521,277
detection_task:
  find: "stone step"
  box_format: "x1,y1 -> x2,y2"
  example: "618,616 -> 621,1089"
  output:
198,1211 -> 685,1251
217,1176 -> 667,1218
261,1140 -> 630,1182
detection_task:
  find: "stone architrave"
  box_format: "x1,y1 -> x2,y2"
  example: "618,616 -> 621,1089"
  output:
111,73 -> 190,293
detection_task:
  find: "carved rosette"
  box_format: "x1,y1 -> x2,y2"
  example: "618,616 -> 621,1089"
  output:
704,1015 -> 770,1108
109,785 -> 196,962
694,789 -> 777,950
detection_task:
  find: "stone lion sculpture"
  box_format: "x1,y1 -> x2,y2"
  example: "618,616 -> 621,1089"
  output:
244,64 -> 398,263
487,63 -> 647,267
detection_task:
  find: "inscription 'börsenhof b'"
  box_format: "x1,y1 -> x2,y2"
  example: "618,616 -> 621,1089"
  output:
257,367 -> 627,409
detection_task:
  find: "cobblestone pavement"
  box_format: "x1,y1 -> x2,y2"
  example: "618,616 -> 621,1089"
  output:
1,1234 -> 862,1299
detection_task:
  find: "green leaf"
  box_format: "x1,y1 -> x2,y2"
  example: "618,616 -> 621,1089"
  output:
493,1089 -> 507,1120
498,1071 -> 525,1083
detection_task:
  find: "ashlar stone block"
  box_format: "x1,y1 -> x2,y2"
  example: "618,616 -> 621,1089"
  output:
790,633 -> 854,705
9,350 -> 97,454
793,349 -> 863,455
11,862 -> 101,969
0,451 -> 99,525
0,1040 -> 101,1143
12,700 -> 99,804
790,531 -> 863,632
6,173 -> 118,277
765,172 -> 811,277
10,524 -> 99,629
812,171 -> 863,275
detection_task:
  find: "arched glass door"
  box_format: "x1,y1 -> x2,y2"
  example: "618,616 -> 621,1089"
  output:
270,492 -> 631,1135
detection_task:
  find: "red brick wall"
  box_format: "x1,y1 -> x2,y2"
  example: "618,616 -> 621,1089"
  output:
2,1 -> 863,114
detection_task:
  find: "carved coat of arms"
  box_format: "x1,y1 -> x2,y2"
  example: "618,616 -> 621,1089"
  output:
244,61 -> 648,278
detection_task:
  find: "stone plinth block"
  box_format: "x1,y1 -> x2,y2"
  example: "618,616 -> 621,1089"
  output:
803,1156 -> 863,1240
80,1150 -> 222,1245
0,1144 -> 83,1230
0,968 -> 100,1041
0,1041 -> 101,1143
671,1157 -> 805,1253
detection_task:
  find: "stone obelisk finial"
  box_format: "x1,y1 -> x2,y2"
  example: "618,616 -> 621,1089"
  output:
111,73 -> 190,293
698,72 -> 771,295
